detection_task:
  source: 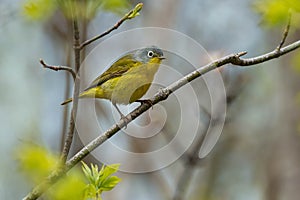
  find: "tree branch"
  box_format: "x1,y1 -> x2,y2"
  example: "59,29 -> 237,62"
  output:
40,59 -> 76,81
60,45 -> 72,152
23,38 -> 300,200
276,12 -> 291,51
79,3 -> 143,50
60,19 -> 81,163
228,40 -> 300,66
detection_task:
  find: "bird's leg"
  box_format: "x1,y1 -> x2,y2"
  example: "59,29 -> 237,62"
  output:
112,102 -> 128,128
135,99 -> 153,109
112,102 -> 125,119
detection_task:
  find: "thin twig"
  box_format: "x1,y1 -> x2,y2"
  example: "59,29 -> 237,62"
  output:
40,59 -> 76,81
60,44 -> 72,152
79,3 -> 143,50
60,19 -> 81,163
23,38 -> 300,200
276,12 -> 292,51
229,41 -> 300,66
60,75 -> 71,152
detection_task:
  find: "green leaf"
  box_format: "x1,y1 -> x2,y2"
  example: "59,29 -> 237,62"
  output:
82,161 -> 95,184
101,176 -> 122,191
91,163 -> 99,179
127,3 -> 143,19
100,163 -> 120,183
83,184 -> 98,199
81,162 -> 121,199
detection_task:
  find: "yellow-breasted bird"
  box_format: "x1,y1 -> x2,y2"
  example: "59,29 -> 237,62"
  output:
61,46 -> 165,118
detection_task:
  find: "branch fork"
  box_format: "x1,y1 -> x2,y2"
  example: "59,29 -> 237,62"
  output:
40,59 -> 77,81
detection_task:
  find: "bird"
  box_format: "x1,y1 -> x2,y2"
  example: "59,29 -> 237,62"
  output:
61,46 -> 165,118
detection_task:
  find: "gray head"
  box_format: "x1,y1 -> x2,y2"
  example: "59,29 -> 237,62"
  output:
133,46 -> 165,63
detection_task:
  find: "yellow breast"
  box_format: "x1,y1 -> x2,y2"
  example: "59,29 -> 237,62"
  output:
101,59 -> 162,104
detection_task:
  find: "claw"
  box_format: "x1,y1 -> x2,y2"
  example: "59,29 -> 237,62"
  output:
112,103 -> 128,129
119,115 -> 128,129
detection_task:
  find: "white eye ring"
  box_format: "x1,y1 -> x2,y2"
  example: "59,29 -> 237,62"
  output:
147,51 -> 154,58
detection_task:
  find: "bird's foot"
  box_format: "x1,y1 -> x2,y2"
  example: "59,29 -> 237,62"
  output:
119,113 -> 129,129
135,99 -> 153,109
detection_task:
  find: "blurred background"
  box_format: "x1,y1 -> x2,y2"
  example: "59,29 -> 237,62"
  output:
1,0 -> 300,199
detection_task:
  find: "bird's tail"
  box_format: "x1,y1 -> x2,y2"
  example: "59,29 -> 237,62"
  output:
61,88 -> 102,105
61,98 -> 73,105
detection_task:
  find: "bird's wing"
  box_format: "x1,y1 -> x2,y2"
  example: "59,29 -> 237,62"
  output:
84,54 -> 139,91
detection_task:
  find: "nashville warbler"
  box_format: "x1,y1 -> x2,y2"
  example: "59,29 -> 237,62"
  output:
61,46 -> 165,118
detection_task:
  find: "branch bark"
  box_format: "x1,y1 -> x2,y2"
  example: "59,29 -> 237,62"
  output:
277,12 -> 291,51
60,44 -> 72,152
59,19 -> 81,163
23,38 -> 300,200
40,59 -> 76,81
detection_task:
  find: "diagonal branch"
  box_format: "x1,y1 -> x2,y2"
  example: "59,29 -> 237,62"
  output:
79,3 -> 143,50
229,40 -> 300,66
40,59 -> 76,81
23,38 -> 300,200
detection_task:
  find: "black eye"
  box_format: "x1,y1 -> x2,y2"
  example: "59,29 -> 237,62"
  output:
147,51 -> 154,58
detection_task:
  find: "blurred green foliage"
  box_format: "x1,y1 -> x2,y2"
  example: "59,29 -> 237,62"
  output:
23,0 -> 56,20
16,144 -> 59,184
101,0 -> 131,15
16,144 -> 85,199
22,0 -> 131,20
254,0 -> 300,27
48,169 -> 86,200
82,162 -> 121,200
16,145 -> 121,199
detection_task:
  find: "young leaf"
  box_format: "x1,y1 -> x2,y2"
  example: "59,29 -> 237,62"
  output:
101,164 -> 120,178
83,184 -> 98,199
127,3 -> 143,19
100,176 -> 122,191
82,161 -> 95,184
81,162 -> 121,199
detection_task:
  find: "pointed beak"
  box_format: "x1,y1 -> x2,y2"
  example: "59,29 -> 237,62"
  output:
159,56 -> 166,60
